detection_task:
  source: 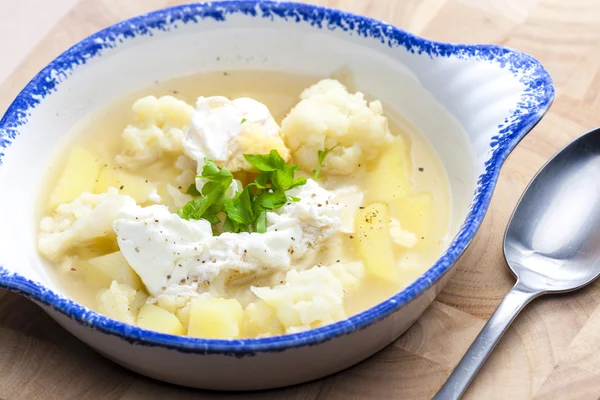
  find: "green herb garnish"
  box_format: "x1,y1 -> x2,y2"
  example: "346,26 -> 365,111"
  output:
241,118 -> 247,124
178,150 -> 306,234
312,144 -> 339,180
245,150 -> 306,192
244,150 -> 285,172
185,183 -> 201,197
177,159 -> 233,221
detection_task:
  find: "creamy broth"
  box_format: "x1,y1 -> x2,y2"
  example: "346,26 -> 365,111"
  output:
38,70 -> 451,335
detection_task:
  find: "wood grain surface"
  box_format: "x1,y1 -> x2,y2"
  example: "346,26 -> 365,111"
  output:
2,1 -> 600,399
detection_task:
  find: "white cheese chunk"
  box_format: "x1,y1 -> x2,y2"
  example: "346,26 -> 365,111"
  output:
113,204 -> 213,296
182,96 -> 289,172
114,179 -> 343,298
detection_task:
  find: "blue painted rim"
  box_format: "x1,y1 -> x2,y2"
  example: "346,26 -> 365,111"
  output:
0,1 -> 554,356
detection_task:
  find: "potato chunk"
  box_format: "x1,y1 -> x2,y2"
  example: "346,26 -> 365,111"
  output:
94,165 -> 154,203
187,298 -> 243,339
137,304 -> 185,335
390,192 -> 433,239
49,146 -> 102,209
355,202 -> 399,283
78,260 -> 113,289
365,135 -> 412,203
242,301 -> 284,338
88,251 -> 142,290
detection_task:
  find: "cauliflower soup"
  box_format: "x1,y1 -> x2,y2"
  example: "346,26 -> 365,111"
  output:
36,70 -> 451,338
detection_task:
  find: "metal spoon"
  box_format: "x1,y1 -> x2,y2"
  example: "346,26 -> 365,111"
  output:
433,127 -> 600,400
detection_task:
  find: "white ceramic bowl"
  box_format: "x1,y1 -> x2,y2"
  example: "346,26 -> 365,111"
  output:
0,1 -> 554,390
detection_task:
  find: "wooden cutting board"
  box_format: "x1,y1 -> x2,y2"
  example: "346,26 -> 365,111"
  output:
2,1 -> 600,399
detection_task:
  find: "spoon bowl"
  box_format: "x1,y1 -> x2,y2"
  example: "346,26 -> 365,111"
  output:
505,127 -> 600,293
435,127 -> 600,399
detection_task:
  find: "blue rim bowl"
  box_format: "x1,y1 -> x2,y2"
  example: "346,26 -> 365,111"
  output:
0,1 -> 554,356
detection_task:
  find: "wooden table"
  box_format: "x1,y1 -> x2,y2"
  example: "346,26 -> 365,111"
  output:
2,1 -> 600,399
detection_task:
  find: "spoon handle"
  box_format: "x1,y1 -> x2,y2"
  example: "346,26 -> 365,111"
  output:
432,282 -> 541,400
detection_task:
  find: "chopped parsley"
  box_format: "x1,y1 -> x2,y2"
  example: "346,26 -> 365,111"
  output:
177,159 -> 232,224
178,150 -> 306,234
312,144 -> 339,180
185,183 -> 201,197
241,118 -> 247,124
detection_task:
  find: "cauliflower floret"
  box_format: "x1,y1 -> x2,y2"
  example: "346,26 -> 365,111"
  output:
251,266 -> 346,334
182,96 -> 290,173
116,96 -> 194,168
174,155 -> 197,188
282,79 -> 393,175
164,155 -> 199,208
166,183 -> 193,208
38,188 -> 136,261
329,261 -> 365,291
98,280 -> 138,324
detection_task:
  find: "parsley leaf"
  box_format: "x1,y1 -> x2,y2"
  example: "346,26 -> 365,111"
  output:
178,151 -> 307,234
178,158 -> 232,221
254,172 -> 270,189
244,150 -> 285,172
200,158 -> 221,177
201,209 -> 221,225
177,189 -> 221,221
200,158 -> 233,184
271,164 -> 297,189
255,189 -> 287,209
223,187 -> 254,225
289,177 -> 307,190
241,118 -> 247,124
312,144 -> 339,180
186,183 -> 201,197
222,217 -> 234,233
254,210 -> 267,233
259,159 -> 306,191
